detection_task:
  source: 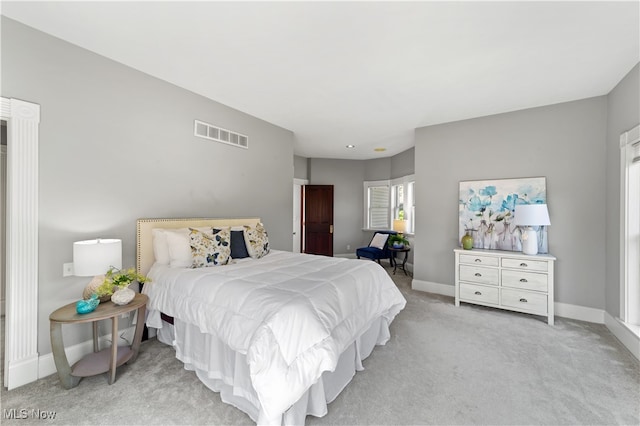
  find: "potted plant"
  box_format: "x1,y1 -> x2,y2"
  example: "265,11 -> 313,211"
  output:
94,267 -> 150,305
388,234 -> 410,249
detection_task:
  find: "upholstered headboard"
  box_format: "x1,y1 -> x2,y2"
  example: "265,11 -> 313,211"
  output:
136,217 -> 261,276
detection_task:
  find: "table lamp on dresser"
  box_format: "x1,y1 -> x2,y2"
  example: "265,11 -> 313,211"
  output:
514,204 -> 550,255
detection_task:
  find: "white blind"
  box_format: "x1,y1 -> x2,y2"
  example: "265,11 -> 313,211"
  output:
632,141 -> 640,163
369,186 -> 389,229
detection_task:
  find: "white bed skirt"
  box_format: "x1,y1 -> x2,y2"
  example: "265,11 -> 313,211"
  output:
155,315 -> 389,425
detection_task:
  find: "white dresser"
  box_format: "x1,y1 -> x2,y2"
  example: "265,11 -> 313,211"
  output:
454,248 -> 556,325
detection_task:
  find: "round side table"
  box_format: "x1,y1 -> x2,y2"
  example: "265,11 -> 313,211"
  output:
388,246 -> 411,275
49,293 -> 148,389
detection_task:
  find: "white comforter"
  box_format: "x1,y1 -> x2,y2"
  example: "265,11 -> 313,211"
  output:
143,250 -> 406,422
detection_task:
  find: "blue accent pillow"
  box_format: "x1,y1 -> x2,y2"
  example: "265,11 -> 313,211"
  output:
230,230 -> 250,259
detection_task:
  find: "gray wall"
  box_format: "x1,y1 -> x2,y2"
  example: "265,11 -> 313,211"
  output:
414,97 -> 608,309
294,155 -> 309,180
605,63 -> 640,317
2,18 -> 295,354
390,147 -> 415,179
364,157 -> 392,181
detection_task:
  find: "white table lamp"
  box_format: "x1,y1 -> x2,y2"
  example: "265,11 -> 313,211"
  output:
74,239 -> 122,299
514,204 -> 550,255
393,219 -> 407,234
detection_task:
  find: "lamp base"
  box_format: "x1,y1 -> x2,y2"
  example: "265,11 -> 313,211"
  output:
521,228 -> 538,255
82,275 -> 107,301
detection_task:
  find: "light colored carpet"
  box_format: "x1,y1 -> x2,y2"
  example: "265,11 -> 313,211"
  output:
2,265 -> 639,425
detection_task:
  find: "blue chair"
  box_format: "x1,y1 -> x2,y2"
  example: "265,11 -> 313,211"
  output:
356,230 -> 397,265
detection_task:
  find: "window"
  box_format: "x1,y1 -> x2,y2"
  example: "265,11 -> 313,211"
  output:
364,175 -> 415,233
620,124 -> 640,334
391,183 -> 404,221
408,181 -> 415,233
365,181 -> 390,229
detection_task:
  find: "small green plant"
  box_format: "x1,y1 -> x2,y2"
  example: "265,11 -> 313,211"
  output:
388,234 -> 410,247
95,267 -> 150,297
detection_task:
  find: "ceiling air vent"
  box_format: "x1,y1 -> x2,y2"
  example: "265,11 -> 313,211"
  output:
194,120 -> 248,149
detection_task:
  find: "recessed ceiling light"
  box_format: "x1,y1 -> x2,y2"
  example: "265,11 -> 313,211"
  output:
374,147 -> 386,152
346,144 -> 355,148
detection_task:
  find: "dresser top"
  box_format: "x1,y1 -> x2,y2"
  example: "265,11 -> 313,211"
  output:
453,248 -> 556,261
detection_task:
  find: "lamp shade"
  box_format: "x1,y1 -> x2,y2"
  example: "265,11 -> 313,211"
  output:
73,239 -> 122,276
393,219 -> 407,233
513,204 -> 550,226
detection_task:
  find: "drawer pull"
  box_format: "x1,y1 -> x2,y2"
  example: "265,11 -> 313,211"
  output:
475,259 -> 482,263
474,273 -> 482,277
474,291 -> 482,295
520,263 -> 528,267
519,298 -> 528,303
520,278 -> 528,283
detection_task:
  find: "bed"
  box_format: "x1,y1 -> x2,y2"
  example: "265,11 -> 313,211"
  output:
137,218 -> 406,425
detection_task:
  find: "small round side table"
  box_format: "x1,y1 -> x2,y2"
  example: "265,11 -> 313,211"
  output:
388,246 -> 411,275
49,293 -> 148,389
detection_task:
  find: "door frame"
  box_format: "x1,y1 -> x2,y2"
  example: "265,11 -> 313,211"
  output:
1,97 -> 40,390
293,178 -> 308,253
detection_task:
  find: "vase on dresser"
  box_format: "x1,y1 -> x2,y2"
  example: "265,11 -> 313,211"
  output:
461,232 -> 474,250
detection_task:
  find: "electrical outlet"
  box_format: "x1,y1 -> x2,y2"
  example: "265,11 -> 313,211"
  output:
63,263 -> 74,277
347,244 -> 351,251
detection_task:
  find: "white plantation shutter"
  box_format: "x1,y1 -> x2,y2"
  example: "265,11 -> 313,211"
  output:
369,185 -> 390,229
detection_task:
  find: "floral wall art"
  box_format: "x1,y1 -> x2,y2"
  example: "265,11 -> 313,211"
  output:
458,177 -> 548,253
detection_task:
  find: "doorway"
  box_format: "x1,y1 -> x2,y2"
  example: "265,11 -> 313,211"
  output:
303,185 -> 334,257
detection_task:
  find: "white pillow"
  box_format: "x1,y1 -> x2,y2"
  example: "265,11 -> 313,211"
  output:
152,229 -> 170,265
369,233 -> 389,250
164,228 -> 192,268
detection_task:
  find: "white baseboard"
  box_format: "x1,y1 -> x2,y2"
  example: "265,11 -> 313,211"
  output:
38,326 -> 137,380
411,279 -> 608,325
412,279 -> 454,296
555,302 -> 604,323
604,312 -> 640,360
5,354 -> 39,390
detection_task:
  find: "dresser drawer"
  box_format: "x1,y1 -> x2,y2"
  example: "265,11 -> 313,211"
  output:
460,283 -> 499,305
502,257 -> 549,272
459,254 -> 499,267
459,265 -> 499,285
501,288 -> 547,314
501,269 -> 548,292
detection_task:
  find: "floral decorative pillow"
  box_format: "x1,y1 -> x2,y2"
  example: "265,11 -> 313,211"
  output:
243,223 -> 270,259
189,227 -> 231,268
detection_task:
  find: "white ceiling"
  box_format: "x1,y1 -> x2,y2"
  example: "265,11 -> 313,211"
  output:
3,1 -> 639,159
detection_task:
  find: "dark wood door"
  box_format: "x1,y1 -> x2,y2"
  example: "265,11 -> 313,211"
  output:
303,185 -> 334,256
